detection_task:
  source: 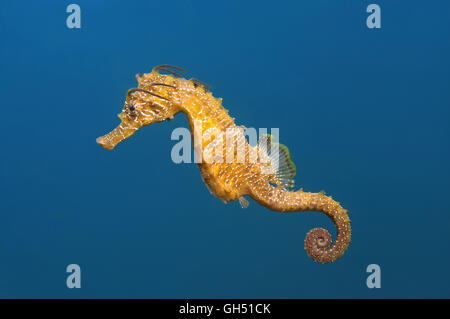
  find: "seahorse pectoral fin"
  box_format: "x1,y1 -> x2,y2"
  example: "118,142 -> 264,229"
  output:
238,196 -> 250,209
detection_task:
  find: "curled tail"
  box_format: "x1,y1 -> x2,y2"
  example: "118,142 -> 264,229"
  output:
247,180 -> 351,263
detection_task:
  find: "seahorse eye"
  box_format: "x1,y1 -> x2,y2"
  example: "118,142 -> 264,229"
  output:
129,104 -> 135,111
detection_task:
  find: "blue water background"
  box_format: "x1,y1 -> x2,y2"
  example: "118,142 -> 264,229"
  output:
0,0 -> 449,298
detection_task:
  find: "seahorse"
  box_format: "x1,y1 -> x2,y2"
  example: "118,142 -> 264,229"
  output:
96,65 -> 351,263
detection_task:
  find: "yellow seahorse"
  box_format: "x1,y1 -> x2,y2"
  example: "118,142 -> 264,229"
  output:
96,65 -> 351,263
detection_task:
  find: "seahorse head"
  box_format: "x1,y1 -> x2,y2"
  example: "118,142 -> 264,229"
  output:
96,71 -> 180,150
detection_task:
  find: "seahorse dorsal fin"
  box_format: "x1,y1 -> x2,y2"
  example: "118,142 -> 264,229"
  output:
258,134 -> 297,189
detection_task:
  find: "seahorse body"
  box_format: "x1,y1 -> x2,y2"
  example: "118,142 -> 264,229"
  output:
96,65 -> 351,263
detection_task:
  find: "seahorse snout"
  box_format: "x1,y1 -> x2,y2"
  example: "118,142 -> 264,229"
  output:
97,121 -> 138,150
96,136 -> 115,150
